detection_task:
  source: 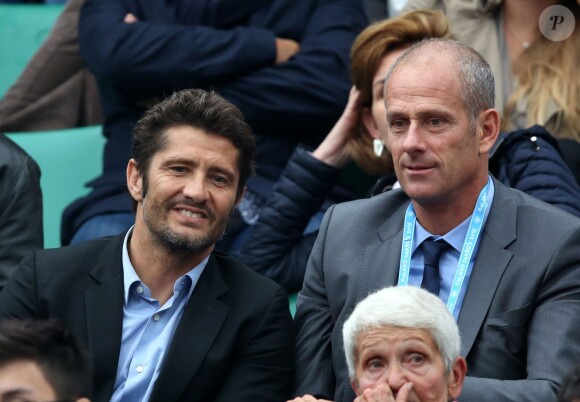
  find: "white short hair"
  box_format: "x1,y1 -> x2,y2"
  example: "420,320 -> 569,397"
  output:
342,286 -> 461,380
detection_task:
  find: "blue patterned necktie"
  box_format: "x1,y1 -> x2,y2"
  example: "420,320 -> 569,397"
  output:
420,238 -> 449,296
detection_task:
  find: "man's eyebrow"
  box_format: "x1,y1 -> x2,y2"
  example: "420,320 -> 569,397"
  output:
1,388 -> 32,397
162,156 -> 237,178
209,165 -> 236,179
386,111 -> 405,122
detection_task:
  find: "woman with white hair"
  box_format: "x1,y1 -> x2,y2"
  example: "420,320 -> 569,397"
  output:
342,286 -> 467,402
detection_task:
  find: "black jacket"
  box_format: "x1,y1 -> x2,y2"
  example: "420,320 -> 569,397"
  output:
0,233 -> 295,402
0,134 -> 43,289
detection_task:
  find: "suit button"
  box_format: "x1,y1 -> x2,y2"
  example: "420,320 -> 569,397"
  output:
153,314 -> 160,321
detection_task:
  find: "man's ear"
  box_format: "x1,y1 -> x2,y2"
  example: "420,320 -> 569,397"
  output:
447,356 -> 467,400
361,107 -> 381,140
478,108 -> 500,155
126,158 -> 143,202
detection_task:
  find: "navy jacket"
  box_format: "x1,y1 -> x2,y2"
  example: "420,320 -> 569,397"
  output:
62,0 -> 368,244
241,125 -> 580,292
490,125 -> 580,217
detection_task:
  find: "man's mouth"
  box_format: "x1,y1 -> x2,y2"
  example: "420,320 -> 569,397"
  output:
178,209 -> 206,219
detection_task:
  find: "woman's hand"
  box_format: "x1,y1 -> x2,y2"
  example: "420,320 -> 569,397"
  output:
312,86 -> 362,168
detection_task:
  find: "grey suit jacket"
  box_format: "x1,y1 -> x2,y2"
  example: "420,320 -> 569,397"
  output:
0,233 -> 295,402
293,177 -> 580,402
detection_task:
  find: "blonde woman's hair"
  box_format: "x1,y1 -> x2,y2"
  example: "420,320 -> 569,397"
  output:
503,1 -> 580,140
349,9 -> 454,176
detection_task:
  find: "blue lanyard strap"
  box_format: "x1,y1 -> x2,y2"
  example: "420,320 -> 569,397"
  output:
398,178 -> 490,316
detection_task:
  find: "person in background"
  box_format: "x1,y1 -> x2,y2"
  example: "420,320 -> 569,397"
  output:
239,9 -> 453,292
403,0 -> 580,181
0,134 -> 42,290
292,38 -> 580,402
290,286 -> 467,402
0,89 -> 295,402
0,319 -> 92,402
0,0 -> 102,132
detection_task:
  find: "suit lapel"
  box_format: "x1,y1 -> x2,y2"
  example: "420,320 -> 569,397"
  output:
458,179 -> 517,357
357,192 -> 409,303
151,255 -> 229,401
84,235 -> 125,400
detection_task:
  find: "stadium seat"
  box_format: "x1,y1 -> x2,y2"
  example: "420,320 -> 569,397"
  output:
0,4 -> 64,97
289,292 -> 297,317
6,125 -> 105,248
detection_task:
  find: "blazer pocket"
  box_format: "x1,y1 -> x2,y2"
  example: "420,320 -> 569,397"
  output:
486,303 -> 533,328
483,303 -> 533,358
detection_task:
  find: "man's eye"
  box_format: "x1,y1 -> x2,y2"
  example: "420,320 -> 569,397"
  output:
170,166 -> 187,173
211,175 -> 228,184
429,118 -> 442,126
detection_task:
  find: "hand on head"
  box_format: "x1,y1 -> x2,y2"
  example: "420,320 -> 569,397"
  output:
312,86 -> 361,168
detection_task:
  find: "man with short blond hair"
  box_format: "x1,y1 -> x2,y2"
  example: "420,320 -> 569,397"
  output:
293,39 -> 580,402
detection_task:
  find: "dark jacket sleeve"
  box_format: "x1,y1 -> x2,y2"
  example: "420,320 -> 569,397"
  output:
0,135 -> 43,290
239,147 -> 341,292
218,0 -> 368,143
213,286 -> 295,401
490,125 -> 580,218
78,0 -> 277,93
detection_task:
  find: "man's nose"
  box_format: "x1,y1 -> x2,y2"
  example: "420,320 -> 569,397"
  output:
183,174 -> 209,202
402,122 -> 426,154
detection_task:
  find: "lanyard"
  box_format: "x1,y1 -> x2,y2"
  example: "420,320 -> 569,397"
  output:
397,178 -> 490,316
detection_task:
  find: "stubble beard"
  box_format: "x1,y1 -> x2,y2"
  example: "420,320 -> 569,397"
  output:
142,197 -> 228,256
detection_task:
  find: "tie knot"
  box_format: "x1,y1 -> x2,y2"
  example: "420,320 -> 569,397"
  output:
420,238 -> 449,296
421,238 -> 449,267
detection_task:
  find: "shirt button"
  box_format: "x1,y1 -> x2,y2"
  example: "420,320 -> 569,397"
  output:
153,314 -> 160,321
136,365 -> 144,373
136,286 -> 144,294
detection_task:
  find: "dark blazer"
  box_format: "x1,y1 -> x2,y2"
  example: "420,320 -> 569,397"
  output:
0,234 -> 295,402
293,177 -> 580,402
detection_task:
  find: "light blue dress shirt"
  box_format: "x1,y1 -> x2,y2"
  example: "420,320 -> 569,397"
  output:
408,178 -> 495,320
110,228 -> 208,402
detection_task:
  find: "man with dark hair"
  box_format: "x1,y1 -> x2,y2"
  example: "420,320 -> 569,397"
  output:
61,0 -> 368,247
0,88 -> 295,402
292,38 -> 580,402
0,319 -> 92,402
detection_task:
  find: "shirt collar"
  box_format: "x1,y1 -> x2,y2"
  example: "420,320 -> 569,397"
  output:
412,176 -> 495,254
121,226 -> 210,304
